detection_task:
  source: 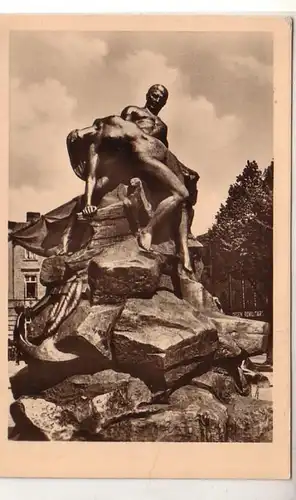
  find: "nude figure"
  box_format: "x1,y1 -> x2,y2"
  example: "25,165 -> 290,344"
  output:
120,84 -> 199,273
67,115 -> 189,253
121,84 -> 169,146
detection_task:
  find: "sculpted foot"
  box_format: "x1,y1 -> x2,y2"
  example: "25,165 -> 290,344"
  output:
138,230 -> 152,251
179,251 -> 194,276
178,261 -> 195,280
183,260 -> 193,274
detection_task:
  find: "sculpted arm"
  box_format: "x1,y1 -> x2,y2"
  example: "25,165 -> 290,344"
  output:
120,106 -> 137,121
84,141 -> 109,214
75,121 -> 108,215
85,142 -> 98,208
153,121 -> 169,147
69,124 -> 99,209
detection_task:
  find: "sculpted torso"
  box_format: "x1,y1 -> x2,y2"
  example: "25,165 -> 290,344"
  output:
67,115 -> 166,181
121,105 -> 169,147
92,115 -> 166,169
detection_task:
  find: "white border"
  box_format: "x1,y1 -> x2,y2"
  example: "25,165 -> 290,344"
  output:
0,1 -> 295,14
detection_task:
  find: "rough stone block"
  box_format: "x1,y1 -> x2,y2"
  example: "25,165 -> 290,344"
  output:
226,395 -> 273,442
112,291 -> 219,387
88,237 -> 162,303
10,371 -> 154,441
100,386 -> 228,442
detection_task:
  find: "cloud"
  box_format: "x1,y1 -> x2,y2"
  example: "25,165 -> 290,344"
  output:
162,94 -> 241,166
11,77 -> 77,129
10,32 -> 109,80
9,186 -> 73,222
9,48 -> 242,234
9,77 -> 82,211
9,34 -> 271,235
222,55 -> 272,86
114,49 -> 243,234
9,33 -> 109,201
40,32 -> 109,69
120,50 -> 180,98
113,49 -> 242,164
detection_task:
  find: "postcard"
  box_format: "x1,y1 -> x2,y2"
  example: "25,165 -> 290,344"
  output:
0,14 -> 291,479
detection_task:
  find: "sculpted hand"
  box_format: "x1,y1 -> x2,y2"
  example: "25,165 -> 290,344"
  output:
82,205 -> 97,216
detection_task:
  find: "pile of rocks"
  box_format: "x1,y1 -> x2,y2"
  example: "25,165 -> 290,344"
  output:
10,181 -> 272,442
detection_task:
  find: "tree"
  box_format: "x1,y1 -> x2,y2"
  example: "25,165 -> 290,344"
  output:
205,160 -> 273,361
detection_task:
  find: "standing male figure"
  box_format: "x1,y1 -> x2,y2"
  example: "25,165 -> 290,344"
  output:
121,84 -> 170,146
121,84 -> 199,274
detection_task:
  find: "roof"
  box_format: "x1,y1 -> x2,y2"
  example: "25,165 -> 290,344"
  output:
8,221 -> 28,231
8,212 -> 41,234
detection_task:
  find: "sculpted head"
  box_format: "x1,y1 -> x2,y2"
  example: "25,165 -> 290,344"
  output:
146,84 -> 169,114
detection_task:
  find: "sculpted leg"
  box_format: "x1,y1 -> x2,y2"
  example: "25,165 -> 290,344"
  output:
178,204 -> 193,274
83,143 -> 100,215
137,155 -> 189,251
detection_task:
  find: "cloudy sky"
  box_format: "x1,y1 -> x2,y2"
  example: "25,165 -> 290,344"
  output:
9,31 -> 273,235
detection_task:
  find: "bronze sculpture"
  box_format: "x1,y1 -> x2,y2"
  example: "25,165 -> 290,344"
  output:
121,84 -> 200,273
9,84 -> 272,443
67,84 -> 199,274
67,114 -> 191,269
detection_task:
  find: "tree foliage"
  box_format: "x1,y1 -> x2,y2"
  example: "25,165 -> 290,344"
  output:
206,160 -> 273,317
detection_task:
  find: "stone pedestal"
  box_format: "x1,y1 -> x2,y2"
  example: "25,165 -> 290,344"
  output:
10,180 -> 272,442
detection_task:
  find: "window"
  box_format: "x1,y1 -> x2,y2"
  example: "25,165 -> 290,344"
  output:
24,274 -> 37,299
24,249 -> 37,260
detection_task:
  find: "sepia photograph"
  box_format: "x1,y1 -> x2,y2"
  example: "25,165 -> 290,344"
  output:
7,27 -> 275,443
1,14 -> 291,479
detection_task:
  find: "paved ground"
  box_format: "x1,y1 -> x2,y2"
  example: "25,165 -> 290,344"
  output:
249,354 -> 273,401
250,372 -> 273,401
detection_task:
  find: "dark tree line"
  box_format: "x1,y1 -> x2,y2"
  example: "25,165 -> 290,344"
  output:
202,160 -> 273,363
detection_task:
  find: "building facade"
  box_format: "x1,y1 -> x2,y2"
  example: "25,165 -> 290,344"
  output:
8,212 -> 45,338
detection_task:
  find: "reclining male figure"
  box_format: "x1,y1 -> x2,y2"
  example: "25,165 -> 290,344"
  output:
68,114 -> 189,257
